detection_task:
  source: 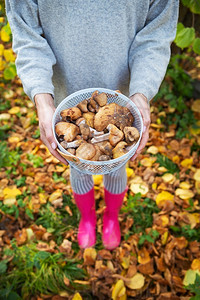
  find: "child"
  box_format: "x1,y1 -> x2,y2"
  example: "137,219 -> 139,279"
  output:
6,0 -> 179,249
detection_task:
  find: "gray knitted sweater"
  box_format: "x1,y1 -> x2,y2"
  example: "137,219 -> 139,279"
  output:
6,0 -> 179,106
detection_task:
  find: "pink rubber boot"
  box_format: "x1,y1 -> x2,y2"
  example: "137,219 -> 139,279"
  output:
102,187 -> 128,250
73,188 -> 96,248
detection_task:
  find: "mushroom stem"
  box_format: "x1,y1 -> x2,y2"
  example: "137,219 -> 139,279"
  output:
91,133 -> 110,143
76,118 -> 104,137
61,139 -> 83,149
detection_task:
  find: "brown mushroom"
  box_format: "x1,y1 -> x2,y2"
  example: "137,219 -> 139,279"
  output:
91,133 -> 110,143
124,127 -> 140,144
93,92 -> 107,107
60,139 -> 83,149
91,145 -> 103,161
77,99 -> 88,113
112,141 -> 128,159
76,117 -> 104,137
88,103 -> 96,113
66,148 -> 76,155
82,112 -> 95,128
76,142 -> 96,160
94,103 -> 134,131
60,107 -> 82,122
95,141 -> 113,156
55,122 -> 79,142
107,124 -> 124,147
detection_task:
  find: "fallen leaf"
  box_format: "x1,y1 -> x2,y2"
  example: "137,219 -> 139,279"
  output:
49,190 -> 63,202
130,183 -> 149,196
138,247 -> 150,264
72,293 -> 83,300
179,182 -> 191,189
194,169 -> 200,181
183,269 -> 200,286
125,273 -> 145,290
140,157 -> 156,167
191,259 -> 200,271
180,158 -> 193,168
147,146 -> 159,154
112,279 -> 125,300
156,191 -> 174,207
92,175 -> 103,185
126,168 -> 134,178
191,99 -> 200,112
83,248 -> 97,265
3,186 -> 21,199
175,188 -> 194,200
162,173 -> 175,184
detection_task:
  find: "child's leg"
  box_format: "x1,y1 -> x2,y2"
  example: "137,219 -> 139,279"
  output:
70,166 -> 96,248
103,164 -> 128,249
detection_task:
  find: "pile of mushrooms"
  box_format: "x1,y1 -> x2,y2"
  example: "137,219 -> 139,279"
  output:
55,91 -> 140,161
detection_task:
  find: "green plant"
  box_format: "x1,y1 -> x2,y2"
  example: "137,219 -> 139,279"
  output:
138,229 -> 160,247
26,153 -> 44,168
0,242 -> 86,299
170,225 -> 200,242
155,153 -> 180,174
184,274 -> 200,300
122,193 -> 160,236
0,142 -> 21,169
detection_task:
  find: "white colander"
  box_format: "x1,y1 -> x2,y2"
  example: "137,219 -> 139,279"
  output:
52,88 -> 143,175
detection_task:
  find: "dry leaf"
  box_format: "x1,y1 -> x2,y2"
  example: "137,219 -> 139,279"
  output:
83,248 -> 97,265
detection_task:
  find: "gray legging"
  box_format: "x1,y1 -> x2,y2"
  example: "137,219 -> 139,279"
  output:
70,164 -> 127,195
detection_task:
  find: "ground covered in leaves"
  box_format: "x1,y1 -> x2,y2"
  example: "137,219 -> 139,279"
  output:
1,13 -> 200,300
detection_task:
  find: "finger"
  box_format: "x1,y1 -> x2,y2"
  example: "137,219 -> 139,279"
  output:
42,135 -> 69,165
130,127 -> 149,161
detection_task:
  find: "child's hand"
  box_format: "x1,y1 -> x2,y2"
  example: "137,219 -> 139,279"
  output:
35,93 -> 68,165
129,93 -> 151,161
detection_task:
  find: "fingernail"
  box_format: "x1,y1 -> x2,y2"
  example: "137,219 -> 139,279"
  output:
143,125 -> 147,133
51,142 -> 57,150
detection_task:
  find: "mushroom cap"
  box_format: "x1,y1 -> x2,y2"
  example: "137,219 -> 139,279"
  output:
60,107 -> 82,121
82,112 -> 95,128
112,141 -> 128,159
95,141 -> 113,156
91,145 -> 103,161
76,142 -> 96,160
55,122 -> 79,142
99,155 -> 111,161
94,103 -> 134,131
79,123 -> 91,140
94,92 -> 107,107
124,126 -> 140,144
107,124 -> 124,147
77,100 -> 88,113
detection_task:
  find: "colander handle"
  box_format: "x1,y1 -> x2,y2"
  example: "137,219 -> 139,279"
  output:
57,148 -> 80,163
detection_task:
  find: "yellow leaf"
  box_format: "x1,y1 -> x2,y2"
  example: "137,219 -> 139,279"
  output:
125,273 -> 145,290
0,27 -> 10,42
195,181 -> 200,194
183,269 -> 200,286
147,146 -> 158,155
130,183 -> 149,196
157,166 -> 168,173
162,173 -> 175,184
92,175 -> 103,185
180,158 -> 193,168
172,155 -> 180,164
118,286 -> 126,298
0,113 -> 10,121
194,169 -> 200,181
191,259 -> 200,271
161,215 -> 169,227
140,157 -> 156,167
3,186 -> 21,199
0,58 -> 6,71
112,279 -> 125,300
152,182 -> 157,190
138,247 -> 150,264
179,181 -> 191,190
156,191 -> 174,207
39,193 -> 48,204
3,198 -> 16,206
8,106 -> 20,114
72,293 -> 82,300
0,44 -> 4,55
191,99 -> 200,113
49,190 -> 62,202
121,256 -> 130,269
8,136 -> 20,144
83,248 -> 97,265
161,231 -> 169,245
126,167 -> 134,178
175,188 -> 194,200
4,49 -> 15,62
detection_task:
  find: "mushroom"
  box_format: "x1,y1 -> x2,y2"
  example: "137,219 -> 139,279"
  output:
60,107 -> 82,122
95,141 -> 113,156
91,145 -> 103,161
55,122 -> 79,142
107,124 -> 124,147
91,133 -> 110,143
94,103 -> 134,131
112,141 -> 128,159
76,142 -> 96,160
60,139 -> 83,149
82,112 -> 95,128
99,155 -> 111,161
93,92 -> 107,107
76,117 -> 104,137
88,103 -> 96,113
77,99 -> 88,113
124,127 -> 140,144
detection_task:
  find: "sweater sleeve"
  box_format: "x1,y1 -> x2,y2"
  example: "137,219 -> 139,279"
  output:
129,0 -> 179,102
5,0 -> 56,102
